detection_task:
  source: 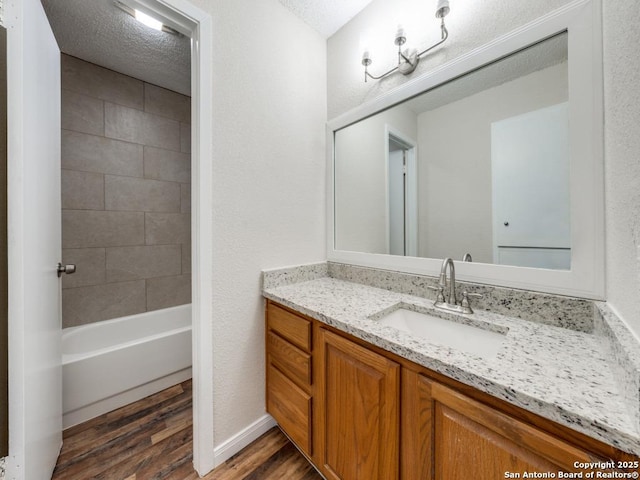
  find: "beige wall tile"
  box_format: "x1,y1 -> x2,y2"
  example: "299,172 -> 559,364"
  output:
180,123 -> 191,154
144,83 -> 191,124
146,274 -> 191,310
62,130 -> 143,177
62,89 -> 104,136
106,245 -> 181,282
62,55 -> 144,110
62,169 -> 104,210
144,146 -> 190,183
62,280 -> 146,327
62,248 -> 106,289
145,213 -> 190,245
104,175 -> 180,212
180,184 -> 191,213
181,243 -> 191,274
103,102 -> 144,144
63,210 -> 144,248
105,103 -> 180,151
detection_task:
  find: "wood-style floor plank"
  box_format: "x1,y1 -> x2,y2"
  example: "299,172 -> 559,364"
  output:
53,380 -> 321,480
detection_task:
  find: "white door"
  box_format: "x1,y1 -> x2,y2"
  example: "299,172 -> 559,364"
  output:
491,103 -> 570,268
6,0 -> 63,478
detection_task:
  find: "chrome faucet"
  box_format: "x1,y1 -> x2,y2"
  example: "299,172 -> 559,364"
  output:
429,257 -> 482,314
439,257 -> 457,306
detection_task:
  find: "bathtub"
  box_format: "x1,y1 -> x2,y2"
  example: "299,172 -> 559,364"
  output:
62,304 -> 192,428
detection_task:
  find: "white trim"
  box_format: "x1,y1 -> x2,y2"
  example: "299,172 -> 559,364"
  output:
213,415 -> 278,469
328,0 -> 604,299
113,0 -> 216,475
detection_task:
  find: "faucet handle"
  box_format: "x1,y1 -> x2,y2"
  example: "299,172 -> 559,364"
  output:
464,291 -> 483,298
428,285 -> 445,303
460,291 -> 482,313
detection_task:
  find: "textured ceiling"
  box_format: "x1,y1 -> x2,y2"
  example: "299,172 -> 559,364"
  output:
279,0 -> 375,38
40,0 -> 373,95
41,0 -> 191,95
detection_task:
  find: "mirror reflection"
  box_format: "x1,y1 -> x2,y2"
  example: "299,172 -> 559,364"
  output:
334,33 -> 570,270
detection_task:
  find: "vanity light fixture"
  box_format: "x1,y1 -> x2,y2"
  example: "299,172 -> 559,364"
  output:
114,1 -> 182,36
361,0 -> 451,82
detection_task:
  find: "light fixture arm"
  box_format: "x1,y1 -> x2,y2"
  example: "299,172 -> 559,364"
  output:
362,3 -> 451,82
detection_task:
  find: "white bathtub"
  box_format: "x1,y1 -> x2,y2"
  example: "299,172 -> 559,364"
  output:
62,304 -> 192,428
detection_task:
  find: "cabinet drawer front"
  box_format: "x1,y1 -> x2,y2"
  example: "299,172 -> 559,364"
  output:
268,331 -> 312,390
267,363 -> 312,456
267,303 -> 311,351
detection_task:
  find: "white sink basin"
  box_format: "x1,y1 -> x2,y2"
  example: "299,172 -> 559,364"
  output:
375,307 -> 506,359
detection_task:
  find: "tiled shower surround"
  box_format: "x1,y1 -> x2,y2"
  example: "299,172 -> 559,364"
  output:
61,55 -> 191,328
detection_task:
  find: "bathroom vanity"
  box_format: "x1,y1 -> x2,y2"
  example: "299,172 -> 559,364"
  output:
263,1 -> 640,478
263,265 -> 640,479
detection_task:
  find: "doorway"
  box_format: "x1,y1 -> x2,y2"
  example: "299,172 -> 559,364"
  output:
386,128 -> 418,257
7,0 -> 214,477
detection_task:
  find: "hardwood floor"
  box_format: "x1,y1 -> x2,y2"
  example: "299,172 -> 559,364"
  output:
53,380 -> 321,480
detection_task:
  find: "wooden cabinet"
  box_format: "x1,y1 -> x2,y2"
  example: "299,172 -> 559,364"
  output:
265,301 -> 638,480
402,369 -> 605,480
316,328 -> 400,480
265,302 -> 313,456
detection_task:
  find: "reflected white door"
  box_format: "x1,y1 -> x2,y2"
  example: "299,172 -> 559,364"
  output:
491,103 -> 570,269
6,0 -> 62,478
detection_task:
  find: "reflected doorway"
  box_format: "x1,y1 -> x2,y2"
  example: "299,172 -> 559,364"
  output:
386,129 -> 417,257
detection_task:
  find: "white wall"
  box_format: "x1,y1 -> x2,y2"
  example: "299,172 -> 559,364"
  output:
603,0 -> 640,340
188,0 -> 327,450
327,0 -> 572,119
334,105 -> 416,254
417,63 -> 567,262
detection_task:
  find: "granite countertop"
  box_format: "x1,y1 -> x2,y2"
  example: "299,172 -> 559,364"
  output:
263,276 -> 640,456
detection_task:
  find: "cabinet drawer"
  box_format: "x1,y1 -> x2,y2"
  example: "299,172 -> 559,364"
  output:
268,331 -> 312,390
267,363 -> 312,456
267,303 -> 311,352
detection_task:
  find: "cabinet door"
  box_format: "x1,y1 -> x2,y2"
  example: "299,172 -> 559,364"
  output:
404,372 -> 603,480
317,329 -> 400,480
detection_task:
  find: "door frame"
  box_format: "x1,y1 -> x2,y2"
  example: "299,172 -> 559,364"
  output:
132,0 -> 216,475
6,0 -> 216,476
384,125 -> 418,257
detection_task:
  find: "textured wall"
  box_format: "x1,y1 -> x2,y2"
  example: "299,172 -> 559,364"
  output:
61,55 -> 191,328
327,0 -> 571,119
603,0 -> 640,340
186,0 -> 327,447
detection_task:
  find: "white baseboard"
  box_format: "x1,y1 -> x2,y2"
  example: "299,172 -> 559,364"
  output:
63,368 -> 192,429
212,414 -> 277,468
